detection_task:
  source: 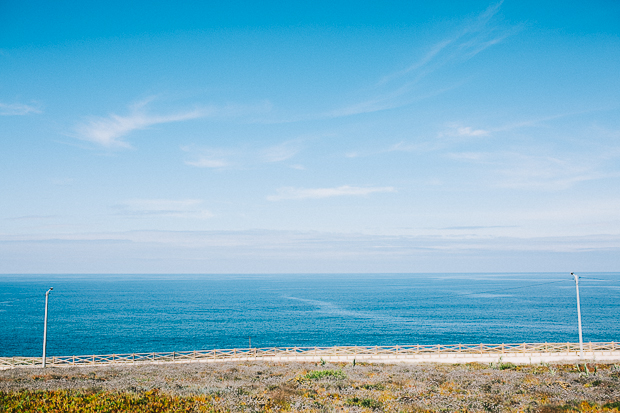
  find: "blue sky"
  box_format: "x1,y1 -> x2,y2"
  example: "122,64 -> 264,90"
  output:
1,0 -> 619,273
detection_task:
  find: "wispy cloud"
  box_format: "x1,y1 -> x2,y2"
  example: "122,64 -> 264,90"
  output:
182,146 -> 233,169
76,102 -> 208,148
326,83 -> 462,119
448,151 -> 616,190
267,185 -> 396,201
116,199 -> 213,219
345,136 -> 449,159
3,229 -> 619,273
344,123 -> 490,160
323,2 -> 514,118
183,139 -> 303,169
253,3 -> 512,124
260,140 -> 303,163
74,98 -> 271,148
384,2 -> 511,83
452,126 -> 489,137
185,158 -> 230,168
0,102 -> 41,116
6,215 -> 58,221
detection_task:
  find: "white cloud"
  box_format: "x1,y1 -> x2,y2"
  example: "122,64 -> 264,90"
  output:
185,158 -> 230,168
455,126 -> 489,137
267,185 -> 396,201
0,102 -> 41,116
447,151 -> 486,161
7,215 -> 58,221
447,151 -> 616,190
182,146 -> 239,169
253,3 -> 512,123
117,199 -> 213,219
260,140 -> 302,163
379,2 -> 508,86
74,98 -> 272,148
2,230 -> 619,273
76,105 -> 209,148
183,139 -> 305,169
324,1 -> 514,118
496,156 -> 609,190
343,141 -> 432,159
438,124 -> 490,140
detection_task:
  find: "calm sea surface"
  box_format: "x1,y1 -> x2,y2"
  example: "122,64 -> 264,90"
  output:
1,273 -> 618,357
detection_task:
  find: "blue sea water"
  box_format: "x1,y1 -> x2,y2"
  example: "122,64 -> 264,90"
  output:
1,273 -> 618,358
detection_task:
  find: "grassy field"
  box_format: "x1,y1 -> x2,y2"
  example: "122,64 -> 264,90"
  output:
1,360 -> 619,412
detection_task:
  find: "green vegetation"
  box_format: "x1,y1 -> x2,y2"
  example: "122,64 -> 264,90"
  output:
301,369 -> 346,380
489,357 -> 517,370
0,389 -> 216,412
345,396 -> 382,409
1,361 -> 620,412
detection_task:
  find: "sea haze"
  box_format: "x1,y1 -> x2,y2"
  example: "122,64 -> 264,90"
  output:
1,273 -> 618,357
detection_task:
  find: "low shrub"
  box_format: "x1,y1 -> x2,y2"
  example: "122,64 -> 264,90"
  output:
346,396 -> 382,409
302,369 -> 346,381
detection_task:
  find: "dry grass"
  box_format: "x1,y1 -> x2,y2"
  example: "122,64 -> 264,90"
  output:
1,361 -> 619,412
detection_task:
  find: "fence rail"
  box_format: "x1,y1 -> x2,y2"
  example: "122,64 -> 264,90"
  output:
1,342 -> 618,369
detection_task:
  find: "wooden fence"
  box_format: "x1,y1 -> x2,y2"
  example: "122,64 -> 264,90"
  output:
1,342 -> 618,369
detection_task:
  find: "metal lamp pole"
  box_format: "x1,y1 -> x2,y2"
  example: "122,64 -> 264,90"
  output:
42,287 -> 53,368
571,273 -> 583,359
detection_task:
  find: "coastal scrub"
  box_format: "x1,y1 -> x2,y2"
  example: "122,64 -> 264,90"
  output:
1,361 -> 619,412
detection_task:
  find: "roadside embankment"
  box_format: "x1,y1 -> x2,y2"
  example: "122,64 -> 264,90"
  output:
1,360 -> 620,412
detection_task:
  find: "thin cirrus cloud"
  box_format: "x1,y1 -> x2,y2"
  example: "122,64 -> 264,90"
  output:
378,1 -> 511,86
452,126 -> 489,137
183,139 -> 303,169
0,102 -> 41,116
182,146 -> 233,168
267,185 -> 396,201
185,158 -> 230,168
76,106 -> 210,148
269,3 -> 510,123
447,151 -> 615,190
116,199 -> 213,219
344,123 -> 488,159
260,140 -> 303,163
74,98 -> 272,149
324,2 -> 515,119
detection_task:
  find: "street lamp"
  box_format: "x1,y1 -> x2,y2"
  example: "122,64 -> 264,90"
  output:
42,287 -> 53,368
571,273 -> 583,359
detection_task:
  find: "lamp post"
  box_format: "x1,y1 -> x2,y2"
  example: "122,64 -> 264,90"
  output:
42,287 -> 53,368
571,273 -> 583,359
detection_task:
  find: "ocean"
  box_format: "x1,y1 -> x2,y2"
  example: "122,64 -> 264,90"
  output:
1,273 -> 618,358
